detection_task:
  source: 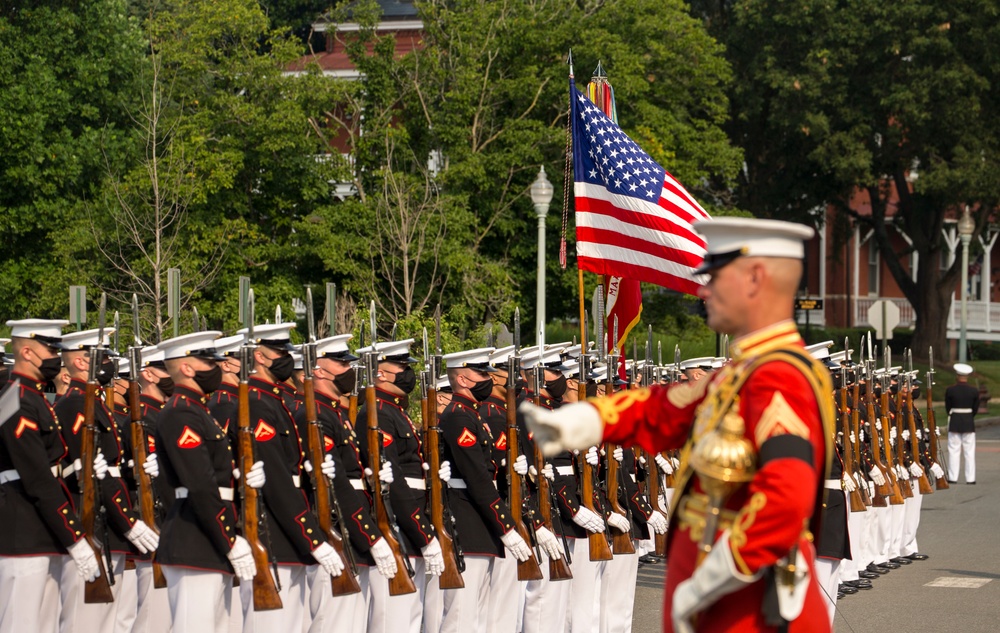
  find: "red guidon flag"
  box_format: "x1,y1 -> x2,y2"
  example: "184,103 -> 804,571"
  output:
571,79 -> 709,295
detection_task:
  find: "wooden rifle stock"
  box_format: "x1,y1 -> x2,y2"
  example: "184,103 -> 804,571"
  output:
847,383 -> 872,507
237,380 -> 283,611
424,381 -> 465,589
925,381 -> 948,490
507,384 -> 542,581
905,390 -> 934,495
876,390 -> 906,504
365,383 -> 417,596
303,377 -> 361,596
645,451 -> 667,557
839,386 -> 867,512
81,382 -> 114,604
533,443 -> 573,581
126,377 -> 166,588
604,444 -> 636,554
864,390 -> 892,500
578,450 -> 613,562
892,395 -> 913,499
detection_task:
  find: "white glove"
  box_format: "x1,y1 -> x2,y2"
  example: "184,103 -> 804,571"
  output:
869,467 -> 886,487
380,463 -> 394,486
311,541 -> 344,577
916,429 -> 923,440
585,446 -> 600,467
647,510 -> 668,535
227,536 -> 256,581
519,401 -> 603,457
935,427 -> 941,437
421,537 -> 445,576
859,429 -> 866,442
868,481 -> 876,498
369,537 -> 397,578
638,454 -> 647,466
849,432 -> 857,445
612,446 -> 624,462
141,452 -> 159,478
875,420 -> 882,431
500,529 -> 532,562
930,463 -> 945,479
232,461 -> 266,489
438,460 -> 451,483
842,474 -> 857,493
513,454 -> 528,476
671,457 -> 680,469
67,538 -> 101,582
909,463 -> 924,478
902,429 -> 910,441
93,452 -> 108,480
541,463 -> 555,481
534,526 -> 564,560
672,530 -> 757,633
607,512 -> 631,533
897,464 -> 908,480
572,506 -> 605,533
889,426 -> 897,442
321,454 -> 336,480
655,453 -> 674,475
303,459 -> 313,473
125,520 -> 159,554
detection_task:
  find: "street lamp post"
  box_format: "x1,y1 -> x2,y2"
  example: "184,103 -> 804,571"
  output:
958,206 -> 975,363
531,166 -> 554,348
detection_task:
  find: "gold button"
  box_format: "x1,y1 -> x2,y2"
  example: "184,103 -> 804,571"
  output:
307,529 -> 313,534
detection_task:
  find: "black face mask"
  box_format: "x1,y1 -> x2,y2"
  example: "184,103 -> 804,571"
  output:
392,366 -> 417,394
515,375 -> 526,396
470,376 -> 494,402
97,359 -> 115,386
586,382 -> 598,398
889,383 -> 899,395
911,387 -> 921,400
545,375 -> 568,400
37,356 -> 63,382
193,365 -> 223,394
267,354 -> 295,383
157,376 -> 176,398
333,367 -> 356,395
858,382 -> 867,396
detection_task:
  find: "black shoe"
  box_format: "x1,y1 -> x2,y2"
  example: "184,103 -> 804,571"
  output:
906,553 -> 929,561
638,555 -> 659,564
859,570 -> 880,579
968,481 -> 976,485
891,557 -> 913,565
947,480 -> 958,484
837,591 -> 846,599
839,584 -> 858,595
845,579 -> 873,590
867,563 -> 891,575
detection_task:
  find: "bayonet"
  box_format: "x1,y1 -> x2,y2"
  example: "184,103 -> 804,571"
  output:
612,315 -> 619,356
422,327 -> 430,373
112,311 -> 120,355
390,323 -> 398,341
514,308 -> 521,351
369,301 -> 377,347
131,294 -> 142,347
193,307 -> 200,333
275,304 -> 282,325
434,304 -> 442,356
306,288 -> 316,343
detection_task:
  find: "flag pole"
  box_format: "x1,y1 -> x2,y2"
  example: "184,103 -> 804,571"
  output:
568,50 -> 589,363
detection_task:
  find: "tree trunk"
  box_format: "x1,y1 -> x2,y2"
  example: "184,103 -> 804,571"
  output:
910,281 -> 953,364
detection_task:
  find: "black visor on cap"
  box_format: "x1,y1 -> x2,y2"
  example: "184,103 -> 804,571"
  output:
322,350 -> 360,362
464,362 -> 498,374
256,338 -> 296,352
383,353 -> 419,364
693,248 -> 747,275
33,334 -> 66,351
188,348 -> 226,361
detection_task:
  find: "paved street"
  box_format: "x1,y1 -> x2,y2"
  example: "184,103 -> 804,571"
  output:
631,421 -> 1000,633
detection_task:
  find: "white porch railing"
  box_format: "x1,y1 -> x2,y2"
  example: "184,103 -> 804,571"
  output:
855,297 -> 916,329
947,299 -> 1000,333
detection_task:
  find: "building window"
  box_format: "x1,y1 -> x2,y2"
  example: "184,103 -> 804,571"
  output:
868,241 -> 879,296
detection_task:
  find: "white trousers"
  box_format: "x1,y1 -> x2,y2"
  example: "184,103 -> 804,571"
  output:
887,501 -> 905,560
486,554 -> 519,633
566,537 -> 607,633
133,561 -> 171,633
305,564 -> 368,633
901,480 -> 923,557
599,550 -> 638,633
163,566 -> 232,633
369,556 -> 425,633
241,565 -> 306,632
60,552 -> 126,633
813,558 -> 841,628
948,432 -> 976,483
873,505 -> 891,564
114,565 -> 137,633
442,556 -> 493,633
0,554 -> 62,633
862,506 -> 878,569
522,551 -> 570,633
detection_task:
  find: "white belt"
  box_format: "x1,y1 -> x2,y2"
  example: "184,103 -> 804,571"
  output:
107,467 -> 121,479
950,408 -> 973,414
824,479 -> 842,490
176,486 -> 234,501
349,478 -> 365,491
61,459 -> 83,478
0,465 -> 60,484
405,477 -> 426,490
555,466 -> 575,476
292,475 -> 301,488
447,478 -> 498,490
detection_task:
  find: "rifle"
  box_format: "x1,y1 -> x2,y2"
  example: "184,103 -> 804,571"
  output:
863,359 -> 893,502
532,365 -> 573,581
645,450 -> 667,556
364,310 -> 417,596
127,296 -> 166,589
302,288 -> 361,596
926,347 -> 948,490
81,294 -> 114,603
838,363 -> 867,513
886,349 -> 913,499
348,321 -> 363,429
845,362 -> 873,508
875,350 -> 906,505
510,311 -> 543,581
237,290 -> 283,611
105,311 -> 120,408
422,327 -> 465,589
904,350 -> 934,495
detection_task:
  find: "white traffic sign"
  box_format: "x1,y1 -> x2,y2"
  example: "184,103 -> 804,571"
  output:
867,300 -> 900,340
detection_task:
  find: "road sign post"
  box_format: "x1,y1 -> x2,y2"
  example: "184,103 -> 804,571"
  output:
867,300 -> 900,351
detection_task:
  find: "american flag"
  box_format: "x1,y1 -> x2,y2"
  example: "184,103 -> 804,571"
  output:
571,79 -> 709,296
